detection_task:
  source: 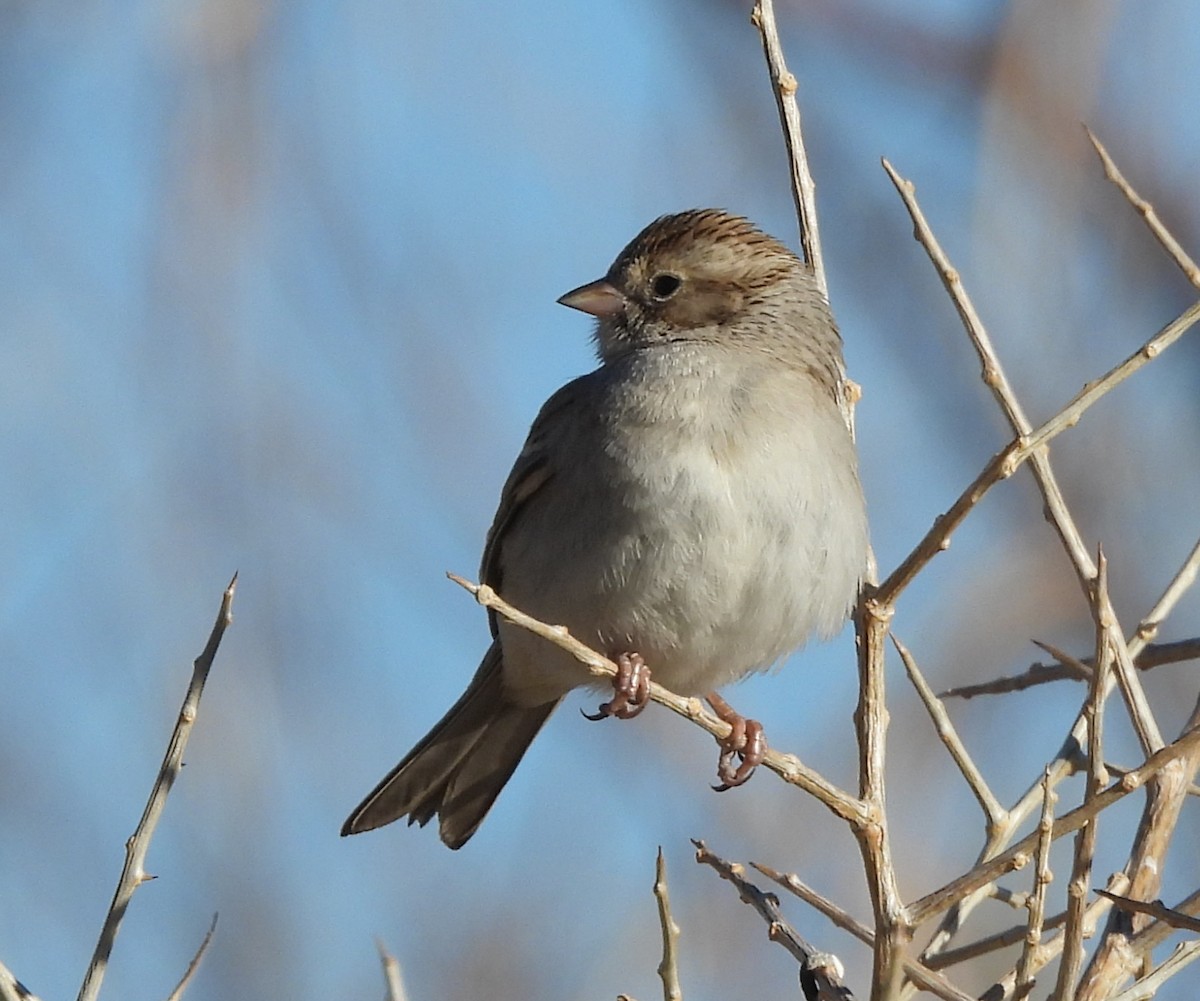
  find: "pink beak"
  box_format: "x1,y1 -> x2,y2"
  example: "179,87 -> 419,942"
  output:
557,279 -> 625,318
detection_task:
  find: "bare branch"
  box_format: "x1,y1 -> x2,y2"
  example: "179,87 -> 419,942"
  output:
924,909 -> 1066,971
0,962 -> 42,1001
1075,699 -> 1200,999
1128,888 -> 1200,956
872,292 -> 1200,608
1105,941 -> 1200,1001
1086,128 -> 1200,290
1014,773 -> 1055,998
1096,891 -> 1200,935
939,637 -> 1200,700
448,574 -> 868,825
653,848 -> 683,1001
909,726 -> 1200,926
693,841 -> 854,1001
1052,553 -> 1114,1000
977,875 -> 1130,1001
881,156 -> 1200,759
1130,537 -> 1200,657
77,574 -> 238,1001
749,0 -> 825,292
164,914 -> 218,1001
892,634 -> 1006,831
753,863 -> 976,1001
852,594 -> 910,1000
376,940 -> 408,1001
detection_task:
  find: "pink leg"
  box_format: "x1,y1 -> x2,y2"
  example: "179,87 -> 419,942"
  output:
582,652 -> 651,721
706,692 -> 766,790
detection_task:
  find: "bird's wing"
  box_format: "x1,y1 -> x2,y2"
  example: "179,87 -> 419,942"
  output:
479,375 -> 592,636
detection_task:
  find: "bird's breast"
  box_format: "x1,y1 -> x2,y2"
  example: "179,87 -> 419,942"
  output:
497,348 -> 867,703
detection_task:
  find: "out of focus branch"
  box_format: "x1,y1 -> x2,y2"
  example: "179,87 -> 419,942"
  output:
0,963 -> 42,1001
939,637 -> 1200,699
1086,127 -> 1200,290
376,940 -> 408,1001
165,915 -> 218,1001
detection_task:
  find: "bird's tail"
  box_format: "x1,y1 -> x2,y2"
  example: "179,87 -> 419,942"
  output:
341,642 -> 559,849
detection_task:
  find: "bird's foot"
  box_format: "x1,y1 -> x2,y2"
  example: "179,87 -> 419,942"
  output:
582,652 -> 651,721
706,692 -> 765,791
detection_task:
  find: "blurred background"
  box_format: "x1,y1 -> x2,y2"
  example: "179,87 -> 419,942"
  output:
1,1 -> 1198,998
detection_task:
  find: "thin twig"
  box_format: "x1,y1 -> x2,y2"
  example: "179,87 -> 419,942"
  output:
692,842 -> 854,1001
749,0 -> 825,292
77,574 -> 238,1001
1127,888 -> 1200,956
1014,773 -> 1055,998
882,157 -> 1186,759
164,914 -> 218,1001
873,296 -> 1200,608
1075,698 -> 1200,1000
881,157 -> 1198,966
1096,891 -> 1200,935
749,0 -> 866,445
923,909 -> 1067,971
1130,537 -> 1200,657
1086,128 -> 1200,290
753,864 -> 976,1001
653,848 -> 683,1001
892,634 -> 1006,831
947,533 -> 1200,700
752,864 -> 875,945
908,725 -> 1200,926
939,637 -> 1200,699
1104,941 -> 1200,1001
1052,554 -> 1114,1000
918,746 -> 1084,972
448,574 -> 868,825
977,876 -> 1130,1001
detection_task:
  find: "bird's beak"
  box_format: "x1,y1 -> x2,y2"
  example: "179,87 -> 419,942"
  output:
557,279 -> 625,318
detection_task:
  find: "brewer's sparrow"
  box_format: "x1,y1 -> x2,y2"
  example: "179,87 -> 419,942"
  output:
342,209 -> 869,848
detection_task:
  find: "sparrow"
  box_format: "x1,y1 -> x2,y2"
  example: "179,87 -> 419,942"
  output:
342,209 -> 869,848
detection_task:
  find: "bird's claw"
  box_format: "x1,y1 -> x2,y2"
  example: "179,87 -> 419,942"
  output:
581,652 -> 651,721
707,692 -> 766,791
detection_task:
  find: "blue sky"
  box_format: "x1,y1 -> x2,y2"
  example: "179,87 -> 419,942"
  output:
1,2 -> 1198,999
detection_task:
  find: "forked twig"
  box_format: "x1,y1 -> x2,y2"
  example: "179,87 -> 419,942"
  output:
753,864 -> 975,1001
693,842 -> 854,1001
909,727 -> 1200,927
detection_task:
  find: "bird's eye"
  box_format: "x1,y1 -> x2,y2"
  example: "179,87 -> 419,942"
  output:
650,273 -> 682,300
